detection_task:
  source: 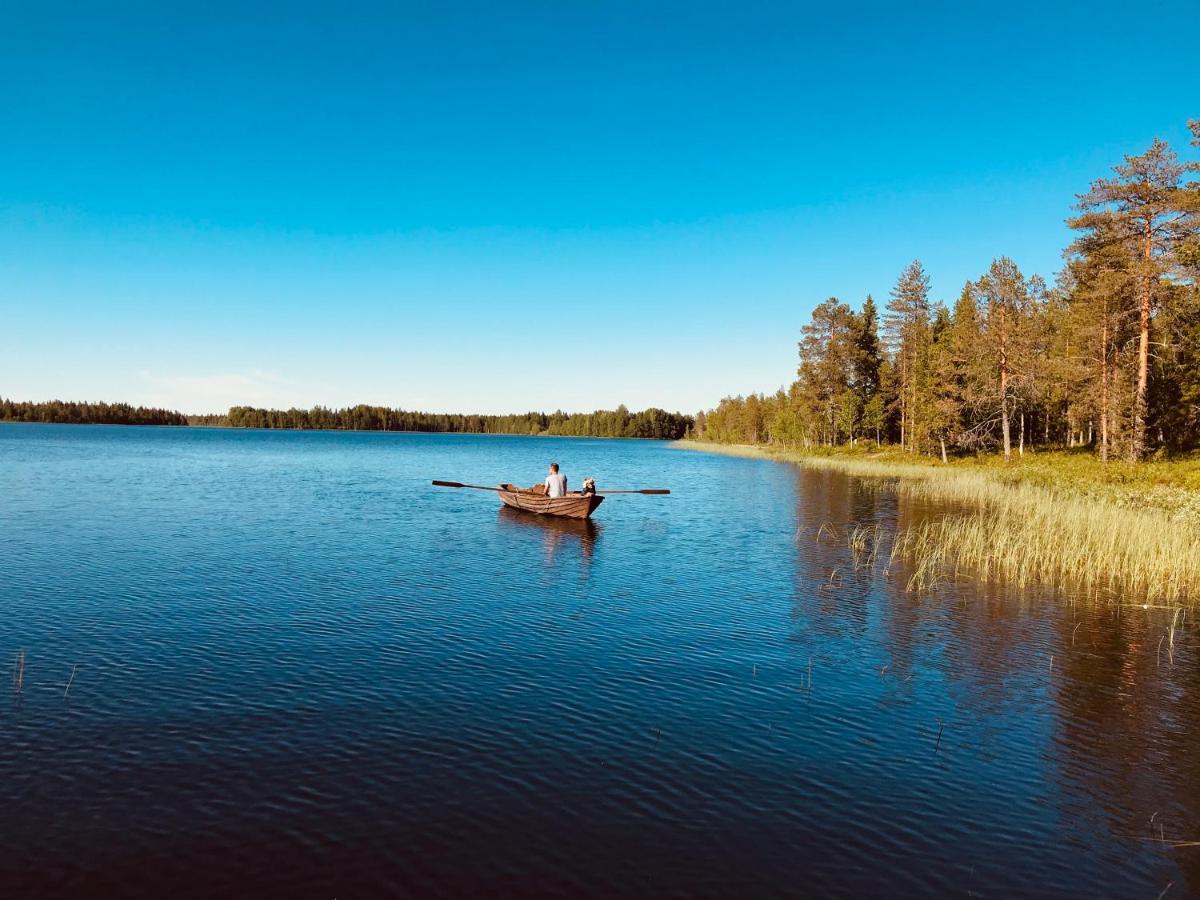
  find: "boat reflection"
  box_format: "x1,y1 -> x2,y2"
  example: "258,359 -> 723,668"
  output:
496,505 -> 601,569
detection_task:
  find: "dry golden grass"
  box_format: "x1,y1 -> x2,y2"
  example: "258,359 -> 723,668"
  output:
888,474 -> 1200,604
674,440 -> 1200,606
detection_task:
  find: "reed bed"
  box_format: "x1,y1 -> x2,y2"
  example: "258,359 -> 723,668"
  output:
889,471 -> 1200,605
675,440 -> 1200,606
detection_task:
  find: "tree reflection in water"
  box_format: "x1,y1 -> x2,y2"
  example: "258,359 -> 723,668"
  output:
786,464 -> 1200,895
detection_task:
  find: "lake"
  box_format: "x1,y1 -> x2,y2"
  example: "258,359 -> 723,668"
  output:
2,423 -> 1197,897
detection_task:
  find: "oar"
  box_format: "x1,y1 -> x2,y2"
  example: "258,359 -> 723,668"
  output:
432,480 -> 506,492
432,480 -> 670,495
594,489 -> 670,495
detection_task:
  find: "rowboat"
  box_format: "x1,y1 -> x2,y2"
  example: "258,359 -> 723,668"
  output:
497,484 -> 604,519
432,480 -> 668,519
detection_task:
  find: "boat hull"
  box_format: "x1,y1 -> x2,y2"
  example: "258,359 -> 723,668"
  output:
497,485 -> 605,519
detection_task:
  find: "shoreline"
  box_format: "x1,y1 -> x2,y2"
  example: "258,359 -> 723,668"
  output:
0,420 -> 675,440
674,439 -> 1200,606
671,440 -> 1200,510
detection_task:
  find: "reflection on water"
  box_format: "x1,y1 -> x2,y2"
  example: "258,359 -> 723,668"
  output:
789,465 -> 1200,896
496,505 -> 600,569
1,424 -> 1197,897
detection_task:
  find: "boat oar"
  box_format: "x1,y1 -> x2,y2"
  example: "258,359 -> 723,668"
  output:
432,480 -> 505,492
594,489 -> 670,495
433,480 -> 669,495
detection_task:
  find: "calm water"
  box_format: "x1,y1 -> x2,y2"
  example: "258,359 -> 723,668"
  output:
2,423 -> 1198,897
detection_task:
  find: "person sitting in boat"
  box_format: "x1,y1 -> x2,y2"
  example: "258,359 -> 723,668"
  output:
581,477 -> 596,495
544,462 -> 567,498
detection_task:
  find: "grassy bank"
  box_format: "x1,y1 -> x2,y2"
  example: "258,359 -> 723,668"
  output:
673,440 -> 1200,606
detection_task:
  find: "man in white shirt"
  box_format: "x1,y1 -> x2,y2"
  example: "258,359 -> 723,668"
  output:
544,462 -> 568,498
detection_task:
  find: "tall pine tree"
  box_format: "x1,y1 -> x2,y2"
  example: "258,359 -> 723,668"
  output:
1068,139 -> 1199,460
883,261 -> 932,452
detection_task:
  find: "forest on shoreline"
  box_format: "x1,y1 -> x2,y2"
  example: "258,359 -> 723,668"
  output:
0,399 -> 693,440
0,399 -> 189,427
695,120 -> 1200,463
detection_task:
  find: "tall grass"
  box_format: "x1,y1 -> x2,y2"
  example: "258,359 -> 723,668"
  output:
888,473 -> 1200,604
675,440 -> 1200,606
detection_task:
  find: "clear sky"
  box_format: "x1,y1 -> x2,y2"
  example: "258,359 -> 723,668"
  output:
3,1 -> 1197,415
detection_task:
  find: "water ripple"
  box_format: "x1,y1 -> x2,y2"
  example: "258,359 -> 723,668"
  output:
1,424 -> 1197,897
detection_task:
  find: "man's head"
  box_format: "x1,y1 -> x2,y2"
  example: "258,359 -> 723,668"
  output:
549,462 -> 559,473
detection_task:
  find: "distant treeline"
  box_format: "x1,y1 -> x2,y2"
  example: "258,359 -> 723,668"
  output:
2,398 -> 692,440
696,120 -> 1200,462
0,398 -> 189,426
202,404 -> 693,439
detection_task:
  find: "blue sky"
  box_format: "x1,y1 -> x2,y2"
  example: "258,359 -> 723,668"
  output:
3,1 -> 1197,414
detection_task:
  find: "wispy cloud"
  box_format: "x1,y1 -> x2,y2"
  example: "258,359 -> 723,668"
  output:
138,370 -> 298,414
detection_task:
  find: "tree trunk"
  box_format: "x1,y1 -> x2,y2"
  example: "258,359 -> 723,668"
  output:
940,437 -> 948,464
1019,411 -> 1025,457
1132,217 -> 1152,462
909,377 -> 917,454
1001,397 -> 1011,461
999,308 -> 1011,462
1099,314 -> 1109,464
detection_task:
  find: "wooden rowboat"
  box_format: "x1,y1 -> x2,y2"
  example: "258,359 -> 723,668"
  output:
431,480 -> 667,519
497,484 -> 604,519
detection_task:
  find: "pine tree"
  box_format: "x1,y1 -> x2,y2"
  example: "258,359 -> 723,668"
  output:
851,295 -> 884,445
1064,221 -> 1139,462
798,298 -> 855,445
1067,139 -> 1199,460
883,261 -> 932,452
939,283 -> 985,451
975,258 -> 1035,461
926,304 -> 957,461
